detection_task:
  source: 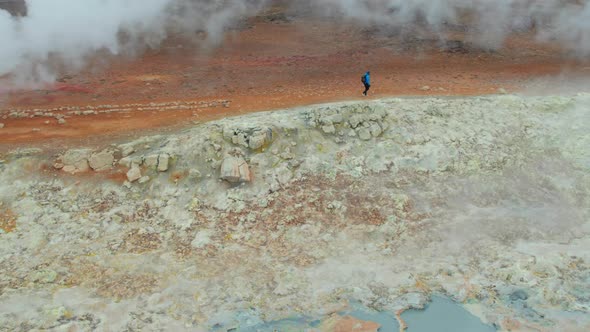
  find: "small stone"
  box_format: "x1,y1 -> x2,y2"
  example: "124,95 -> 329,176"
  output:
57,118 -> 66,125
126,164 -> 142,182
157,153 -> 170,172
62,165 -> 76,174
138,176 -> 150,184
53,163 -> 64,170
0,123 -> 4,128
498,87 -> 508,94
189,169 -> 202,180
420,85 -> 431,91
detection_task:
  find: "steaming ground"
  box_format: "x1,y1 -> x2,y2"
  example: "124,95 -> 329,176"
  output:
2,0 -> 590,84
0,95 -> 589,331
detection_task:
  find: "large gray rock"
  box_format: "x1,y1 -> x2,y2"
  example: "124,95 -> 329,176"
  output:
220,156 -> 251,183
88,150 -> 114,171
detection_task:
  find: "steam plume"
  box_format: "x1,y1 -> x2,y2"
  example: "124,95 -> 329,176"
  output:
1,0 -> 589,86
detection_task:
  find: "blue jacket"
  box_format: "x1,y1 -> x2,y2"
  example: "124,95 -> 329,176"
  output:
363,72 -> 370,85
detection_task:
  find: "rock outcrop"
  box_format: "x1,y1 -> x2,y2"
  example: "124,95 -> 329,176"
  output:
88,150 -> 114,171
223,126 -> 275,150
58,149 -> 92,173
2,95 -> 590,331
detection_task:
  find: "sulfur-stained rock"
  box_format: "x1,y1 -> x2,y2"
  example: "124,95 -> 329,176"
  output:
249,131 -> 268,150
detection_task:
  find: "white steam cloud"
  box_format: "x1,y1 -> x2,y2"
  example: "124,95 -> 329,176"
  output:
312,0 -> 590,51
0,0 -> 589,86
0,0 -> 268,84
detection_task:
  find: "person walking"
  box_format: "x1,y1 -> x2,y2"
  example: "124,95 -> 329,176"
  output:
361,71 -> 371,96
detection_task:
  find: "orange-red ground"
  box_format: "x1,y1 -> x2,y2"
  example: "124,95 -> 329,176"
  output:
1,17 -> 589,149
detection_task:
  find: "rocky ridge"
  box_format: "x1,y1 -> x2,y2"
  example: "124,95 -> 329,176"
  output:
0,95 -> 589,331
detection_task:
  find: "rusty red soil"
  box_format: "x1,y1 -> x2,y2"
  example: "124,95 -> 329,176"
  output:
1,18 -> 589,150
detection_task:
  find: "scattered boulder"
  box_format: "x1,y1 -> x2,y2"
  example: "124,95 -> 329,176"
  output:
157,153 -> 170,172
138,176 -> 150,184
60,149 -> 92,173
126,164 -> 142,182
0,123 -> 4,128
88,150 -> 114,171
220,155 -> 251,183
57,118 -> 66,125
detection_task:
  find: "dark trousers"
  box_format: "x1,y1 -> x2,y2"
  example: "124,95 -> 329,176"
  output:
363,83 -> 371,95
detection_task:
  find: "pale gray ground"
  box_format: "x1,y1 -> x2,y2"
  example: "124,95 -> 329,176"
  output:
0,95 -> 589,331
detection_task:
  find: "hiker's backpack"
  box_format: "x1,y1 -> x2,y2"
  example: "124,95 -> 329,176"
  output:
361,75 -> 366,84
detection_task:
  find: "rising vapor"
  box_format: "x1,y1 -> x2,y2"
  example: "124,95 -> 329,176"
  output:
0,0 -> 589,86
